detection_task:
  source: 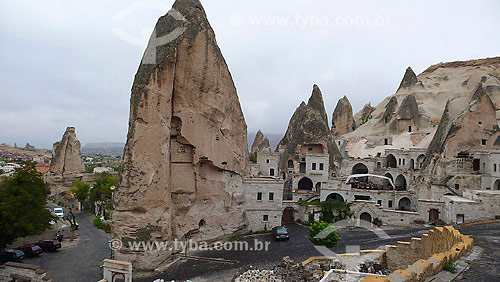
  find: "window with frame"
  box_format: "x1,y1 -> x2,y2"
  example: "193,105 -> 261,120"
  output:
319,163 -> 324,170
269,192 -> 274,201
388,200 -> 393,208
257,192 -> 262,201
262,215 -> 269,222
312,163 -> 316,170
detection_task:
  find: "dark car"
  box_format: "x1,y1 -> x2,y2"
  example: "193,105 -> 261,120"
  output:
17,244 -> 43,257
0,249 -> 25,264
272,226 -> 289,240
36,240 -> 61,252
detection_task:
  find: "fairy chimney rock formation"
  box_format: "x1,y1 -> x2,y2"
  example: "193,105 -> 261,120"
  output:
251,130 -> 265,153
390,94 -> 420,132
49,127 -> 85,176
332,95 -> 356,136
398,67 -> 423,90
355,103 -> 375,127
113,0 -> 249,270
277,84 -> 342,172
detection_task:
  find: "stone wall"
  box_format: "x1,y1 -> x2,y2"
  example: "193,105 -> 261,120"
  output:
0,262 -> 53,282
243,178 -> 284,232
362,226 -> 473,282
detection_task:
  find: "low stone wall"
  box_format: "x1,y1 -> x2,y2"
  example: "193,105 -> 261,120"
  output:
363,226 -> 473,282
0,262 -> 53,282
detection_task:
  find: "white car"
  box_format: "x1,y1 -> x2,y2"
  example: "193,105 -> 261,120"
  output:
54,208 -> 64,218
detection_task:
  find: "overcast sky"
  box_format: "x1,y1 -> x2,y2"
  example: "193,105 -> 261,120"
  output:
0,0 -> 499,149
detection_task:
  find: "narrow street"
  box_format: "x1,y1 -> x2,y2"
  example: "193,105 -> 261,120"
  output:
28,212 -> 111,282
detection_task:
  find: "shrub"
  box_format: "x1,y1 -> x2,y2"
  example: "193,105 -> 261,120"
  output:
443,257 -> 456,273
308,221 -> 340,248
93,217 -> 111,233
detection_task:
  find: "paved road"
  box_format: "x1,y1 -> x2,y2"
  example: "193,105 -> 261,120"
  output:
28,212 -> 111,282
138,224 -> 429,282
456,221 -> 500,282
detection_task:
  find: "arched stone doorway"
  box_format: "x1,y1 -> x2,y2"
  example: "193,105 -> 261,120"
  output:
326,193 -> 344,202
352,163 -> 369,174
494,179 -> 500,190
283,207 -> 294,223
395,174 -> 407,191
298,177 -> 313,190
360,212 -> 372,228
384,173 -> 394,190
429,209 -> 439,222
386,154 -> 397,168
315,182 -> 321,191
398,197 -> 411,211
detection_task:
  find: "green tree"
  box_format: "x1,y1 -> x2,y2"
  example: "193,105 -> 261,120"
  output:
89,172 -> 117,211
70,179 -> 90,203
0,162 -> 55,248
308,221 -> 340,248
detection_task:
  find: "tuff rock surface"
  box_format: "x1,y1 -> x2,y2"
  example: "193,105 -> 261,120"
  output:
251,130 -> 265,154
398,66 -> 422,90
49,127 -> 84,176
113,0 -> 248,270
354,102 -> 375,128
276,85 -> 342,172
332,95 -> 356,136
423,83 -> 500,175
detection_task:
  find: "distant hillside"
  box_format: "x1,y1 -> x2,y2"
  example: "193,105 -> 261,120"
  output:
82,142 -> 125,154
247,132 -> 283,151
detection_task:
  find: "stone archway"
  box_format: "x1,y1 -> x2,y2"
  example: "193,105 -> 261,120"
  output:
352,163 -> 369,174
386,154 -> 397,168
398,197 -> 411,211
360,212 -> 372,228
326,193 -> 344,202
384,173 -> 394,190
298,177 -> 313,190
395,174 -> 407,191
494,179 -> 500,190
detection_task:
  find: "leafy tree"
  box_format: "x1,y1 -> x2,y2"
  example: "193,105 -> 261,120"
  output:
89,172 -> 117,212
308,221 -> 340,248
70,179 -> 90,204
0,162 -> 55,248
298,200 -> 353,223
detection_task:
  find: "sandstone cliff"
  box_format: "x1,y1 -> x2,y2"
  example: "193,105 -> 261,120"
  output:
113,0 -> 248,270
49,127 -> 84,176
276,85 -> 342,171
332,96 -> 356,136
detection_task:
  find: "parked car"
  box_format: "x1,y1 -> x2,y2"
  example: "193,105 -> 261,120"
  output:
0,249 -> 25,264
35,240 -> 61,252
17,244 -> 43,257
272,226 -> 289,240
53,207 -> 64,218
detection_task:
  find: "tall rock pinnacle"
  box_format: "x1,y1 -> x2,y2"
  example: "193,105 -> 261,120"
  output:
251,130 -> 265,154
332,95 -> 356,136
49,127 -> 84,176
398,67 -> 422,90
277,85 -> 342,172
113,0 -> 249,270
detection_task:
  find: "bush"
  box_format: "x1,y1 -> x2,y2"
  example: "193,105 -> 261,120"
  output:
443,257 -> 456,273
308,221 -> 340,248
93,217 -> 111,233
